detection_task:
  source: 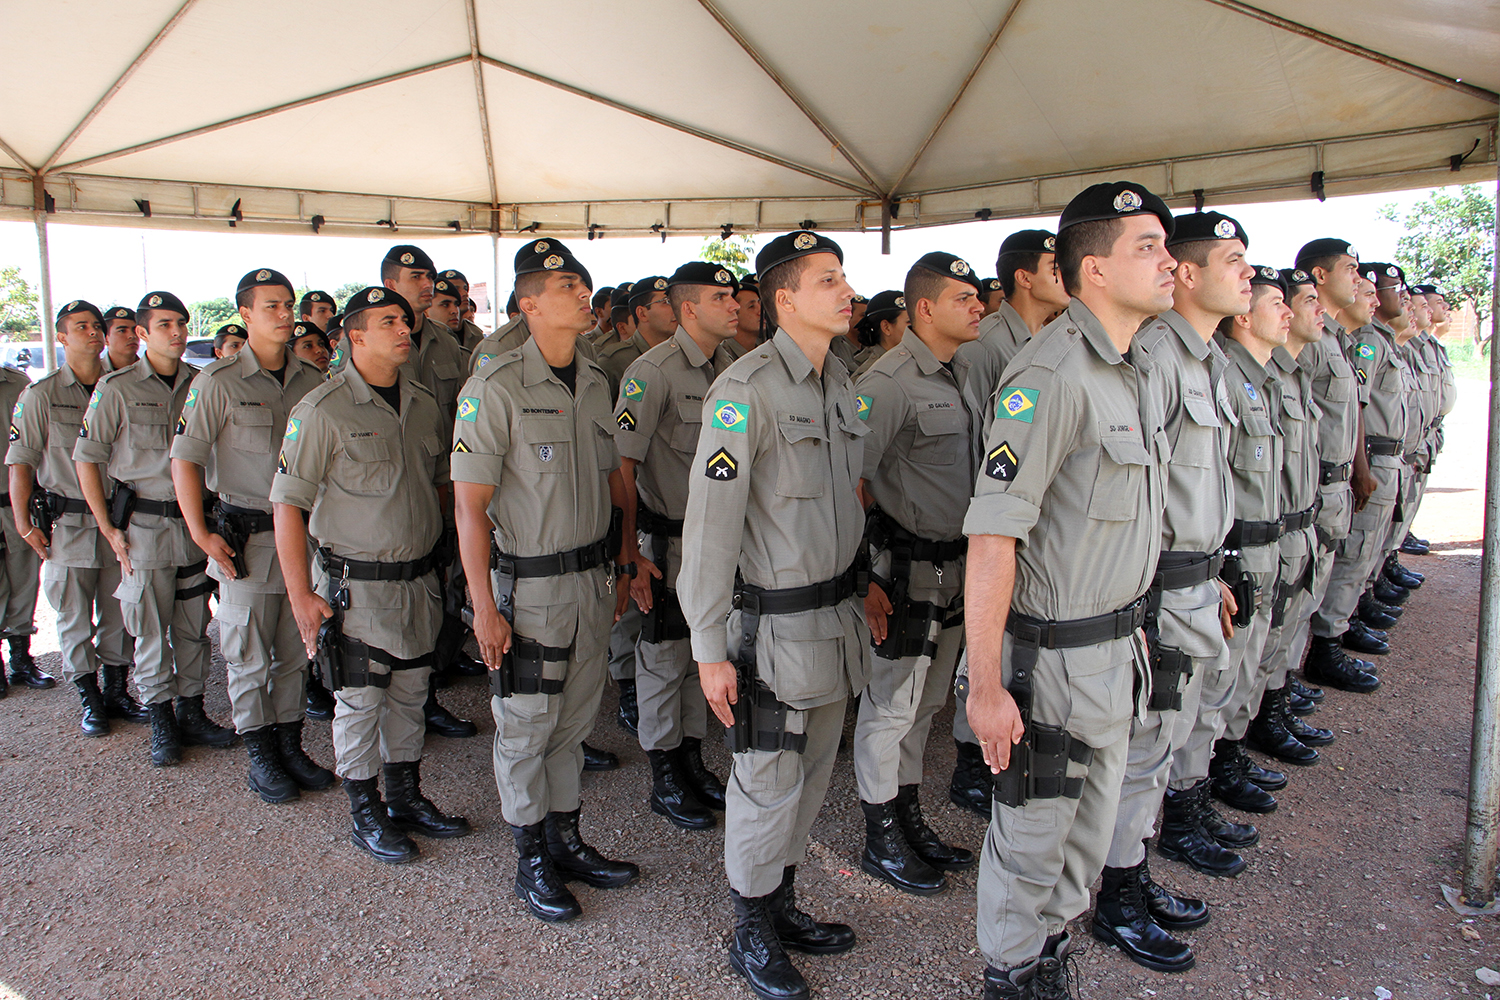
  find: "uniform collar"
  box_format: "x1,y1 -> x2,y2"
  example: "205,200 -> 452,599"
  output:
126,356 -> 164,382
519,333 -> 601,395
340,358 -> 413,409
1159,310 -> 1212,360
672,326 -> 712,369
770,328 -> 850,385
234,342 -> 295,380
1270,346 -> 1299,375
996,301 -> 1030,338
630,330 -> 652,356
1322,312 -> 1347,339
898,328 -> 947,376
1065,299 -> 1135,368
1221,335 -> 1275,385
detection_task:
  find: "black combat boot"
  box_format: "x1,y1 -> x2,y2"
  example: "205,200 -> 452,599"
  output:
982,959 -> 1039,1000
1032,932 -> 1078,999
384,759 -> 470,837
303,662 -> 335,720
272,720 -> 335,789
729,888 -> 810,1000
1209,739 -> 1279,812
1400,532 -> 1430,556
1342,621 -> 1390,655
949,739 -> 992,818
1157,781 -> 1247,877
1139,851 -> 1209,929
73,674 -> 110,737
766,866 -> 856,954
175,694 -> 238,748
1384,553 -> 1423,589
581,740 -> 618,771
544,808 -> 639,887
1356,596 -> 1399,630
1276,692 -> 1334,746
1092,861 -> 1196,972
647,748 -> 715,829
1373,577 -> 1410,606
146,701 -> 181,767
244,727 -> 300,803
1291,675 -> 1324,703
679,736 -> 727,809
1246,687 -> 1320,766
99,663 -> 148,721
1305,636 -> 1381,692
7,636 -> 53,689
616,677 -> 639,735
894,783 -> 975,870
859,798 -> 945,894
1287,685 -> 1317,716
346,777 -> 419,864
512,821 -> 580,922
1360,592 -> 1404,620
423,680 -> 477,738
1200,796 -> 1260,849
1245,758 -> 1287,791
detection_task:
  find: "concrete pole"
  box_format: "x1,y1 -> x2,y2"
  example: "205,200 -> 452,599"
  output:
1462,112 -> 1500,904
33,210 -> 57,373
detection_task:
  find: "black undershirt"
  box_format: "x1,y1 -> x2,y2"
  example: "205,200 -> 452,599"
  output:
371,382 -> 401,415
265,363 -> 286,386
156,369 -> 178,390
550,361 -> 577,396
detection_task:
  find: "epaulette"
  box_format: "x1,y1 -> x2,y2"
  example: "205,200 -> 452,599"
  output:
408,377 -> 436,398
299,375 -> 343,409
1134,320 -> 1169,354
475,349 -> 524,381
719,346 -> 777,383
0,364 -> 28,379
1029,323 -> 1083,372
600,338 -> 637,362
634,337 -> 681,373
97,366 -> 131,387
198,354 -> 241,378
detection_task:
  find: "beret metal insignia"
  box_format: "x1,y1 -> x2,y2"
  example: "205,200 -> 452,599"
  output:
895,296 -> 906,308
436,281 -> 449,292
1214,220 -> 1236,239
1260,267 -> 1277,279
986,279 -> 1001,291
1386,266 -> 1399,277
148,295 -> 162,307
400,253 -> 415,265
1043,236 -> 1056,251
1293,270 -> 1308,282
369,288 -> 385,302
443,271 -> 458,279
65,300 -> 79,311
793,233 -> 817,250
715,270 -> 732,284
534,241 -> 550,253
653,278 -> 667,290
950,260 -> 971,276
1113,190 -> 1143,213
257,269 -> 271,281
1347,245 -> 1359,260
543,254 -> 564,270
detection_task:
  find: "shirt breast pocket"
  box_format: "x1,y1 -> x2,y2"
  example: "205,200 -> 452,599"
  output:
1378,366 -> 1403,394
1087,431 -> 1150,521
517,420 -> 571,474
1232,413 -> 1275,472
774,418 -> 827,499
910,408 -> 964,466
430,361 -> 461,391
1174,396 -> 1220,469
335,438 -> 398,496
1325,356 -> 1354,402
48,410 -> 81,450
669,401 -> 703,455
226,406 -> 274,454
127,407 -> 171,451
420,434 -> 443,477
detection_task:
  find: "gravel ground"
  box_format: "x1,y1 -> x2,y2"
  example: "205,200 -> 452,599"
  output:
1,378 -> 1496,1000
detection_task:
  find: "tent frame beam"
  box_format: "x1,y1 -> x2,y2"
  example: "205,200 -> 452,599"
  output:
463,0 -> 500,221
0,132 -> 33,173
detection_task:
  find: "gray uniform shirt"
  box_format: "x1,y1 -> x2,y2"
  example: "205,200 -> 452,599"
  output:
470,316 -> 597,376
1270,345 -> 1320,567
403,315 -> 470,432
1217,337 -> 1284,576
599,331 -> 653,399
7,364 -> 104,567
1351,322 -> 1411,455
954,302 -> 1033,420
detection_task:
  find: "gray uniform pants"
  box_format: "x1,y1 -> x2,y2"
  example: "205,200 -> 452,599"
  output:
952,686 -> 977,745
853,622 -> 963,803
333,666 -> 430,781
725,697 -> 847,898
115,566 -> 212,706
608,606 -> 640,682
635,535 -> 706,752
41,556 -> 131,682
1220,598 -> 1276,742
216,581 -> 307,733
1286,538 -> 1337,677
1311,463 -> 1401,638
1257,541 -> 1314,695
0,515 -> 39,637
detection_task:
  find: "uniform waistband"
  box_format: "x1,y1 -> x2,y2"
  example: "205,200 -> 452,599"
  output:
735,564 -> 860,617
1320,461 -> 1352,485
1226,517 -> 1282,548
1005,595 -> 1150,650
866,507 -> 968,564
637,504 -> 684,538
494,536 -> 611,578
219,502 -> 275,534
1366,436 -> 1401,456
1281,502 -> 1320,533
319,545 -> 442,582
1153,550 -> 1225,592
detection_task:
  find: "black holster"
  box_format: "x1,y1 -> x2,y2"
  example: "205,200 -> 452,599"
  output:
1219,551 -> 1258,629
725,658 -> 807,755
28,491 -> 56,544
108,479 -> 138,531
489,637 -> 569,698
214,506 -> 250,580
640,576 -> 690,643
874,589 -> 944,660
1148,645 -> 1192,712
992,721 -> 1096,809
315,618 -> 347,689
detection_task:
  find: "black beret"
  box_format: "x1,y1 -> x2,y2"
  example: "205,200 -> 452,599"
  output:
1279,267 -> 1315,290
911,251 -> 985,294
609,283 -> 635,309
736,275 -> 759,295
236,268 -> 293,297
755,230 -> 843,280
438,269 -> 468,285
383,245 -> 435,275
1295,238 -> 1358,266
851,294 -> 868,305
1058,181 -> 1173,238
103,305 -> 136,324
515,243 -> 592,290
56,299 -> 105,327
214,322 -> 247,339
513,238 -> 574,267
863,290 -> 906,323
983,278 -> 1004,293
135,291 -> 189,320
667,261 -> 737,290
1359,262 -> 1405,285
1411,283 -> 1442,295
299,290 -> 332,312
627,276 -> 669,305
326,314 -> 343,335
432,278 -> 462,299
341,286 -> 415,330
999,229 -> 1057,255
1166,211 -> 1248,249
1249,264 -> 1285,292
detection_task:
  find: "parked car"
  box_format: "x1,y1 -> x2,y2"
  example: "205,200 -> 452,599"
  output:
184,339 -> 217,367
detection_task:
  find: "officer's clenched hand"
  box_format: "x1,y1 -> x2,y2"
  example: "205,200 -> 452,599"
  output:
101,524 -> 133,578
19,526 -> 48,562
630,555 -> 661,612
473,603 -> 512,671
1352,468 -> 1377,511
864,581 -> 893,644
700,660 -> 738,728
1217,579 -> 1238,640
198,531 -> 240,581
289,590 -> 333,658
968,674 -> 1026,773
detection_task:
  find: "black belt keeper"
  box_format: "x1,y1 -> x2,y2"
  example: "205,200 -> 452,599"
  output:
319,545 -> 442,582
489,637 -> 570,698
1281,503 -> 1318,533
1225,518 -> 1281,548
1320,460 -> 1353,485
1149,645 -> 1192,712
1366,436 -> 1400,457
219,502 -> 276,534
1152,550 -> 1225,592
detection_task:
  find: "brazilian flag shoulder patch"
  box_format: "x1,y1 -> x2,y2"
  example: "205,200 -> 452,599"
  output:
996,386 -> 1039,423
184,388 -> 198,408
710,399 -> 749,433
456,396 -> 479,422
1356,343 -> 1375,360
283,417 -> 301,441
855,394 -> 872,420
88,389 -> 102,409
623,377 -> 646,401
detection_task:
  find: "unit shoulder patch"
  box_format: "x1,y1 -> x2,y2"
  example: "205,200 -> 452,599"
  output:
985,441 -> 1019,481
705,447 -> 738,480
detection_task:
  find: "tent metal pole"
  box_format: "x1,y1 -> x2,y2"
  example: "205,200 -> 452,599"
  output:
1463,107 -> 1500,905
33,186 -> 57,373
491,231 -> 500,329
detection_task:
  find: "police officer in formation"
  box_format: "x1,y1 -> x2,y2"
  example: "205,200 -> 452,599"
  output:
3,186 -> 1455,1000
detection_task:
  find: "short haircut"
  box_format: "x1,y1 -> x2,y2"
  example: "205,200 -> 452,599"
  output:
513,272 -> 547,303
903,267 -> 949,324
996,250 -> 1042,297
379,259 -> 402,283
1302,255 -> 1343,284
134,309 -> 176,330
1169,240 -> 1214,269
592,288 -> 613,310
667,283 -> 705,320
611,305 -> 630,328
759,256 -> 816,331
1056,218 -> 1124,296
505,291 -> 518,314
213,327 -> 247,350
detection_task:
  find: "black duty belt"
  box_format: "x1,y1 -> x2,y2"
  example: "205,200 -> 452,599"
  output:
1320,461 -> 1352,485
45,493 -> 91,515
494,536 -> 611,578
220,502 -> 275,534
1005,595 -> 1150,650
867,507 -> 967,564
319,544 -> 442,582
1153,550 -> 1225,592
735,565 -> 860,617
1366,436 -> 1400,457
1226,518 -> 1281,548
636,504 -> 684,538
134,497 -> 182,518
1281,503 -> 1319,533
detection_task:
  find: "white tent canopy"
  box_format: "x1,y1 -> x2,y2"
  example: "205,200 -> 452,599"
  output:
1,0 -> 1496,240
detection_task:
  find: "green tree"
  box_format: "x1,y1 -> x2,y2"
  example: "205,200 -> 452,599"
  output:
188,296 -> 239,339
333,282 -> 366,309
0,267 -> 39,338
699,236 -> 756,278
1380,184 -> 1495,322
